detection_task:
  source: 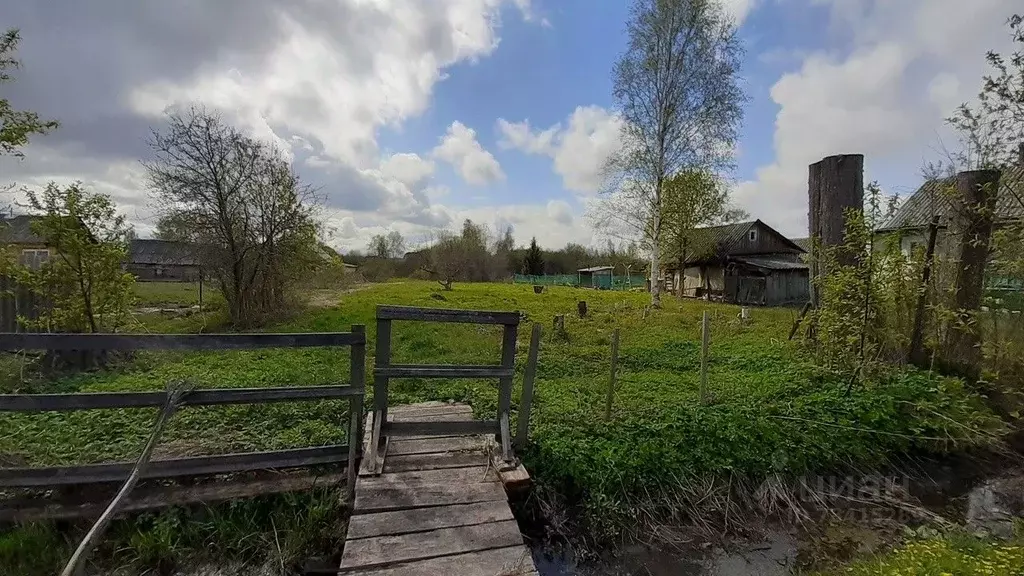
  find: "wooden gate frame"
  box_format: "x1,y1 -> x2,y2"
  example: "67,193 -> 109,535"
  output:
369,306 -> 527,470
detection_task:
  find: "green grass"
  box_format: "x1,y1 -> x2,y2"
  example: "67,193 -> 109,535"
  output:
132,280 -> 224,308
0,280 -> 1006,571
818,531 -> 1024,575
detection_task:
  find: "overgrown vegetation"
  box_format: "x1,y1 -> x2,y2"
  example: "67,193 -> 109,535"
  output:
0,282 -> 1005,572
817,529 -> 1024,576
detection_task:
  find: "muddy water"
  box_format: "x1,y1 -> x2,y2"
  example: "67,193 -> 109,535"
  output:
529,531 -> 798,576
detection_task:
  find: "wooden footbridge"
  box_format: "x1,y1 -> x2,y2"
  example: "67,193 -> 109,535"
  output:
0,305 -> 542,576
340,306 -> 540,575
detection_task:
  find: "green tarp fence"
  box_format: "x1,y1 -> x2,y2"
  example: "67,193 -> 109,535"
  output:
513,274 -> 648,290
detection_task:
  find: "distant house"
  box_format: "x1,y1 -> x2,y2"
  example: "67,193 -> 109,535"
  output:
663,220 -> 808,307
577,266 -> 614,289
874,164 -> 1024,259
128,239 -> 201,282
0,215 -> 51,269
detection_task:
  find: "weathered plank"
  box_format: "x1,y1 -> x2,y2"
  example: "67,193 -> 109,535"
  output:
374,365 -> 512,379
354,480 -> 507,513
492,455 -> 531,492
0,385 -> 361,412
0,332 -> 363,351
376,305 -> 520,326
390,405 -> 473,421
340,520 -> 525,570
346,500 -> 513,540
383,451 -> 489,473
0,472 -> 344,522
385,420 -> 497,437
0,445 -> 348,487
358,466 -> 498,491
342,546 -> 536,576
387,436 -> 486,456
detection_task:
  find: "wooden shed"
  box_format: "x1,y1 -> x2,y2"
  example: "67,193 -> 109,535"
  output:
577,266 -> 614,289
128,239 -> 202,282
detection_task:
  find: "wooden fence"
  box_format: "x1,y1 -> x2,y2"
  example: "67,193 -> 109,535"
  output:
0,329 -> 366,520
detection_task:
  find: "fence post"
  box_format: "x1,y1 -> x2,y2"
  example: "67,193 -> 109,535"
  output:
498,323 -> 518,462
700,311 -> 710,404
515,324 -> 542,449
347,324 -> 366,498
605,329 -> 620,420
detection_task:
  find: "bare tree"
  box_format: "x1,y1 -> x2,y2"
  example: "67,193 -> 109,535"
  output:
144,106 -> 320,326
424,230 -> 465,290
591,0 -> 745,307
368,230 -> 406,259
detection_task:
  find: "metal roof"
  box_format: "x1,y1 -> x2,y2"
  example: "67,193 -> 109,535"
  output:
577,266 -> 613,273
0,215 -> 45,244
129,239 -> 201,267
734,256 -> 809,271
685,220 -> 805,263
790,237 -> 810,252
878,166 -> 1024,231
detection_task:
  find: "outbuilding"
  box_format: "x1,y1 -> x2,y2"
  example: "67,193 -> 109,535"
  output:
577,266 -> 614,289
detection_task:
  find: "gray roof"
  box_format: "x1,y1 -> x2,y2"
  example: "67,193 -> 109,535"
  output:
0,215 -> 45,244
686,220 -> 805,262
578,266 -> 613,273
129,239 -> 201,267
734,255 -> 809,271
878,166 -> 1024,231
790,237 -> 810,251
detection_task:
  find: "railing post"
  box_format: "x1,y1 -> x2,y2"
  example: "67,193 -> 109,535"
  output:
347,325 -> 366,498
515,323 -> 541,450
368,318 -> 391,472
498,323 -> 518,462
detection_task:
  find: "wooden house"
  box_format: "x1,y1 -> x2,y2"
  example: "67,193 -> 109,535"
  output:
128,239 -> 201,282
0,215 -> 53,269
663,220 -> 808,306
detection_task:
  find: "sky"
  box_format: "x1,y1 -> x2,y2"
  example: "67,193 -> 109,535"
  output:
1,0 -> 1020,252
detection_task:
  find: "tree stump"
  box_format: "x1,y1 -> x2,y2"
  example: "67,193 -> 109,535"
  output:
808,154 -> 864,307
577,300 -> 588,318
943,169 -> 1001,381
553,314 -> 566,339
533,285 -> 544,294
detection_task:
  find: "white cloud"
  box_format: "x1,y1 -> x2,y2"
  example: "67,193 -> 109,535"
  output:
546,199 -> 574,225
720,0 -> 759,25
497,105 -> 623,194
432,121 -> 505,186
380,153 -> 435,187
736,0 -> 1019,237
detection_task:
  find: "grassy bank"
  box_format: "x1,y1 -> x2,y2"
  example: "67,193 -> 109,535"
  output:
817,530 -> 1024,575
0,280 -> 1006,571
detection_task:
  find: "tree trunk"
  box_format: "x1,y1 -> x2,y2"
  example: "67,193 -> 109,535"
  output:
909,216 -> 940,368
808,154 -> 865,306
943,169 -> 1001,381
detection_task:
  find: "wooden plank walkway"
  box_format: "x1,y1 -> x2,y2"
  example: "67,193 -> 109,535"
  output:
340,402 -> 537,575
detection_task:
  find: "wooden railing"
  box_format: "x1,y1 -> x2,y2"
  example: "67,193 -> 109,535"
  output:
0,329 -> 366,500
368,306 -> 538,473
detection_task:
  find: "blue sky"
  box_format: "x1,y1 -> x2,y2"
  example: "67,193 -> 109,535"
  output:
3,0 -> 1019,250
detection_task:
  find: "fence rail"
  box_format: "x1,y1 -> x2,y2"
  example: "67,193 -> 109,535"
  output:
513,273 -> 647,290
0,327 -> 367,508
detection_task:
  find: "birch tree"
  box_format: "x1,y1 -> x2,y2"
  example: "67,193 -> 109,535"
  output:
592,0 -> 744,307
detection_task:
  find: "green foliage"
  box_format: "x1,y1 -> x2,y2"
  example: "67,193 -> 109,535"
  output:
524,236 -> 545,275
0,29 -> 59,158
811,182 -> 914,379
0,183 -> 135,333
820,531 -> 1024,576
659,169 -> 747,275
0,281 -> 1003,565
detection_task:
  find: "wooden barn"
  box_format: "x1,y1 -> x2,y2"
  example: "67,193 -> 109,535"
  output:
663,220 -> 809,306
128,239 -> 201,282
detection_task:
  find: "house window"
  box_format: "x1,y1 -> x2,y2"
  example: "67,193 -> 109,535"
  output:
20,249 -> 50,270
748,229 -> 757,242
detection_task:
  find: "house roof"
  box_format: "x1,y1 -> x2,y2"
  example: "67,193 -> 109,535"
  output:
129,239 -> 201,267
878,166 -> 1024,231
0,215 -> 45,244
578,266 -> 613,273
685,220 -> 805,263
734,255 -> 809,271
790,237 -> 810,252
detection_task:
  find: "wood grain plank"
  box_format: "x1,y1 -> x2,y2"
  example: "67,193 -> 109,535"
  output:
375,305 -> 520,326
390,406 -> 473,421
358,466 -> 499,491
354,480 -> 506,513
346,500 -> 513,540
387,436 -> 486,456
385,420 -> 497,437
383,451 -> 490,473
342,545 -> 536,576
340,520 -> 525,570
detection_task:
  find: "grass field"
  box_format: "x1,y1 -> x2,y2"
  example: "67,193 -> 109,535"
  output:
132,281 -> 209,307
0,280 -> 1006,572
